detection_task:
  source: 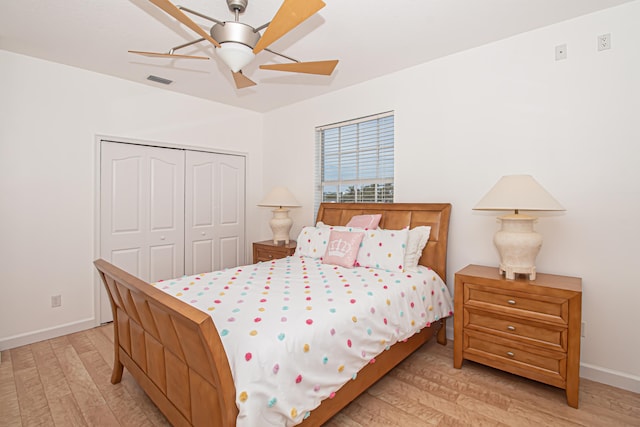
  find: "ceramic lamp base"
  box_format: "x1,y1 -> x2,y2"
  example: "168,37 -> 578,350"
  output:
269,208 -> 293,244
494,214 -> 542,280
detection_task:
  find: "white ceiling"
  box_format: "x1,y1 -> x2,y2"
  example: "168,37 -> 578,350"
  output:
0,0 -> 633,112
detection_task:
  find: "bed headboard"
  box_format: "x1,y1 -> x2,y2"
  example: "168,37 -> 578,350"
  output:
316,203 -> 452,280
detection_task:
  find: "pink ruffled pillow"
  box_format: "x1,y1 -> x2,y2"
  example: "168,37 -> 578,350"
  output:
322,230 -> 364,268
346,214 -> 382,229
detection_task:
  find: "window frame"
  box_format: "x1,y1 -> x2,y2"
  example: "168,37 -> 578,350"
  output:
315,111 -> 395,214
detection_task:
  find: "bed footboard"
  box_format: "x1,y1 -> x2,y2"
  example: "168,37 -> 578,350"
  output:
94,259 -> 238,427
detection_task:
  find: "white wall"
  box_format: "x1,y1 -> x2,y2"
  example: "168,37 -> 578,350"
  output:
2,1 -> 638,393
262,2 -> 640,392
0,50 -> 263,348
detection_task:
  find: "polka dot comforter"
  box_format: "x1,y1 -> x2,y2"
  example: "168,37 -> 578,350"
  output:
153,255 -> 453,426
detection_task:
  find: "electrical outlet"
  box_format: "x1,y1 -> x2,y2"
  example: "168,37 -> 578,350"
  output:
581,322 -> 586,338
598,33 -> 611,51
555,44 -> 567,61
51,295 -> 62,308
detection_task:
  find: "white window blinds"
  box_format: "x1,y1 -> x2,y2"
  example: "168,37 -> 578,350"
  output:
315,112 -> 394,212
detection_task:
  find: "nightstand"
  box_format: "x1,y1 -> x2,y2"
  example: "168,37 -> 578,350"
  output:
252,240 -> 297,263
454,264 -> 582,408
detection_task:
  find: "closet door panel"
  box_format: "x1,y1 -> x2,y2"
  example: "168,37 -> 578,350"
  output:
149,245 -> 179,283
185,152 -> 216,275
216,157 -> 245,270
191,241 -> 214,274
148,153 -> 185,281
220,161 -> 240,224
100,141 -> 185,323
150,157 -> 181,230
111,157 -> 141,233
185,151 -> 245,275
192,162 -> 214,227
110,249 -> 141,278
219,237 -> 241,270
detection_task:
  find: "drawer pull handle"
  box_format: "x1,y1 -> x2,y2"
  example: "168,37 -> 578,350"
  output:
507,325 -> 516,331
268,254 -> 273,259
507,299 -> 516,305
506,351 -> 515,357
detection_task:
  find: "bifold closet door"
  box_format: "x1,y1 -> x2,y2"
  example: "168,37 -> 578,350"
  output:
99,142 -> 246,323
100,141 -> 185,323
185,151 -> 245,275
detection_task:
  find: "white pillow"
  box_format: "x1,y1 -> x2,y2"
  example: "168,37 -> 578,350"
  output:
404,226 -> 431,272
295,226 -> 331,258
355,227 -> 408,272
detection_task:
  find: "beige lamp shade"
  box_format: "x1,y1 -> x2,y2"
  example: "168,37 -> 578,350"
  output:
473,175 -> 564,280
473,175 -> 565,213
258,186 -> 301,208
258,187 -> 300,244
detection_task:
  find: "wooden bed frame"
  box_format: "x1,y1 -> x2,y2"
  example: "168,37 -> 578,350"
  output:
94,202 -> 451,427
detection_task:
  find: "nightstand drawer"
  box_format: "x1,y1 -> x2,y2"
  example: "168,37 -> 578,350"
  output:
465,284 -> 568,325
252,240 -> 297,263
464,331 -> 566,388
255,246 -> 284,261
465,308 -> 567,351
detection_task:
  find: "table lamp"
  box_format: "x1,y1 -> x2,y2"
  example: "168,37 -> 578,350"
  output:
473,175 -> 565,280
258,186 -> 301,244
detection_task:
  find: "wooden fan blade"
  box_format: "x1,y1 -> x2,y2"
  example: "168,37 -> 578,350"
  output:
259,60 -> 338,75
128,50 -> 209,60
149,0 -> 221,48
253,0 -> 326,54
232,71 -> 257,89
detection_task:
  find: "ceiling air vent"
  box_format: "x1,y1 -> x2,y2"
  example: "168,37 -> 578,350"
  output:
147,75 -> 173,85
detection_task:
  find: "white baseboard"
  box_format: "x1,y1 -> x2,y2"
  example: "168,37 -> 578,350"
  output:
0,318 -> 96,351
580,362 -> 640,394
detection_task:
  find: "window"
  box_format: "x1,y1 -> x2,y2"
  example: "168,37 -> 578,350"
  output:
315,112 -> 394,212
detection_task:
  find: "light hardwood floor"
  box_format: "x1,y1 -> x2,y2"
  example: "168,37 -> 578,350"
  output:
1,325 -> 638,426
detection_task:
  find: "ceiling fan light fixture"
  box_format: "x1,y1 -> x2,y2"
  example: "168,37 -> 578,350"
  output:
144,0 -> 338,89
217,42 -> 255,72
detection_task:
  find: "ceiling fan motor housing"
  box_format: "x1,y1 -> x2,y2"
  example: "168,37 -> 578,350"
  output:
211,21 -> 260,49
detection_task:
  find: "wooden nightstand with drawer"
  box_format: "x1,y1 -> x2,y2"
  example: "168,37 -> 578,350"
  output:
252,240 -> 297,263
454,264 -> 582,408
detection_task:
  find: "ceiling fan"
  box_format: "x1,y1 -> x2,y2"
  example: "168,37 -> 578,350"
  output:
129,0 -> 339,89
